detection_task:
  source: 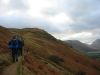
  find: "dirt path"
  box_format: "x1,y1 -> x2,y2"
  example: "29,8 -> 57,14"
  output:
2,62 -> 18,75
2,57 -> 23,75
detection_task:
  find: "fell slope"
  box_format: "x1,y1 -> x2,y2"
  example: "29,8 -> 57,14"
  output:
0,26 -> 12,52
0,26 -> 12,73
10,28 -> 100,75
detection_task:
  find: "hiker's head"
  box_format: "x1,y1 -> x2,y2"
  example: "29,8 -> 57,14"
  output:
12,35 -> 18,40
12,35 -> 23,40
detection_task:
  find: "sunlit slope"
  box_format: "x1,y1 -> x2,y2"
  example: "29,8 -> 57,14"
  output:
0,26 -> 13,73
10,28 -> 100,75
0,26 -> 12,52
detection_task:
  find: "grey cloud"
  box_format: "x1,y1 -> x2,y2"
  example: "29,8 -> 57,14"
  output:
59,0 -> 100,33
41,0 -> 100,32
0,0 -> 28,14
69,22 -> 100,32
0,0 -> 100,43
9,0 -> 28,11
42,8 -> 61,16
0,15 -> 63,33
64,0 -> 100,17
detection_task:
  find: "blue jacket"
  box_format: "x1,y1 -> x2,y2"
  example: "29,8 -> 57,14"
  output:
8,39 -> 16,49
16,39 -> 22,48
8,39 -> 22,49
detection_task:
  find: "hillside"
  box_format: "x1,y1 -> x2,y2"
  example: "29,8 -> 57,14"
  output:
64,40 -> 98,53
0,26 -> 12,50
0,26 -> 13,73
0,27 -> 100,75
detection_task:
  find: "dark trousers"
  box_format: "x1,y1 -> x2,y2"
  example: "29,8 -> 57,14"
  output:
18,48 -> 23,56
11,48 -> 18,62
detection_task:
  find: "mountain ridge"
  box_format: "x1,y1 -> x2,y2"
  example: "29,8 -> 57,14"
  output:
64,40 -> 99,53
91,39 -> 100,49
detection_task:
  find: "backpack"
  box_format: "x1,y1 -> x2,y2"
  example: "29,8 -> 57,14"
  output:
8,39 -> 16,49
16,39 -> 22,48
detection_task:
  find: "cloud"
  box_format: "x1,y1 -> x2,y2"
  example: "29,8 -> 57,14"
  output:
53,31 -> 100,44
46,13 -> 74,24
62,32 -> 93,43
0,0 -> 100,43
9,0 -> 28,10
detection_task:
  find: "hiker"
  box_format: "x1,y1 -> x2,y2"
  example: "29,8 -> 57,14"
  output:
18,37 -> 24,56
8,35 -> 22,62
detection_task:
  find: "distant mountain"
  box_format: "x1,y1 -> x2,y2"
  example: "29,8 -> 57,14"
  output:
64,40 -> 98,53
91,39 -> 100,49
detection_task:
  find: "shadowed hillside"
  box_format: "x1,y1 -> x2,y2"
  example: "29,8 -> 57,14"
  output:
91,39 -> 100,49
0,27 -> 100,75
64,40 -> 100,61
64,40 -> 99,53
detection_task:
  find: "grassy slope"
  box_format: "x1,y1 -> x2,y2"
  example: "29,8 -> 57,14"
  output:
0,27 -> 99,75
0,26 -> 12,73
10,28 -> 100,75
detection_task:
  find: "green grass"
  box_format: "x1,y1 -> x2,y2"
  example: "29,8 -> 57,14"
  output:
0,53 -> 11,62
16,55 -> 36,75
0,53 -> 12,67
31,53 -> 74,75
17,62 -> 21,75
22,66 -> 36,75
0,53 -> 11,73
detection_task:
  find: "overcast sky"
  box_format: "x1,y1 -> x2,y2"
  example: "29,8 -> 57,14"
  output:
0,0 -> 100,44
